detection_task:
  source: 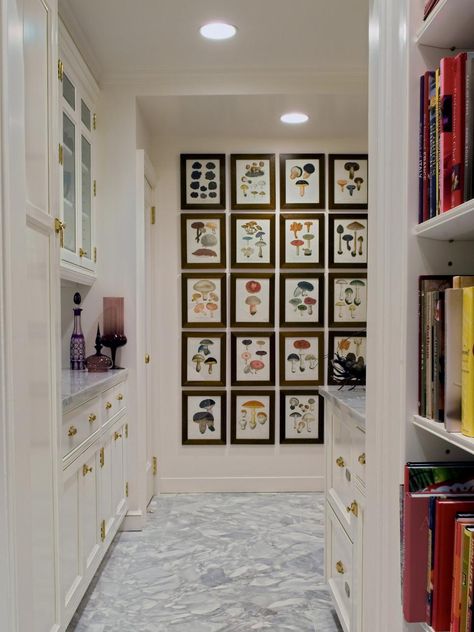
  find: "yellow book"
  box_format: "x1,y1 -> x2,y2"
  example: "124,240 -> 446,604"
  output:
454,276 -> 474,289
462,287 -> 474,436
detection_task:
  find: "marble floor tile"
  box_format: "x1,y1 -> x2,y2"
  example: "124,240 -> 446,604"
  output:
67,493 -> 342,632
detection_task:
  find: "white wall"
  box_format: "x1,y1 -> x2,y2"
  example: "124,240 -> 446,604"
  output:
151,134 -> 367,493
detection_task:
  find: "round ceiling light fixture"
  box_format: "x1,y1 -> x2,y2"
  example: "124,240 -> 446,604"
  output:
200,22 -> 237,40
280,112 -> 309,124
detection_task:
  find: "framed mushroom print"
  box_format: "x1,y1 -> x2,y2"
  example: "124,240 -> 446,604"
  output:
230,154 -> 276,210
328,214 -> 368,268
280,213 -> 324,269
230,214 -> 275,268
279,153 -> 325,209
329,154 -> 368,209
181,213 -> 226,269
230,273 -> 275,328
328,273 -> 367,328
231,331 -> 275,386
182,391 -> 227,445
231,391 -> 275,445
280,391 -> 324,444
279,273 -> 324,328
182,332 -> 226,386
181,273 -> 226,328
180,154 -> 226,210
279,332 -> 324,386
328,331 -> 366,386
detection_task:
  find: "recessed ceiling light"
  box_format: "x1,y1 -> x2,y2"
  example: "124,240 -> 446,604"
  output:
200,22 -> 237,40
280,112 -> 309,124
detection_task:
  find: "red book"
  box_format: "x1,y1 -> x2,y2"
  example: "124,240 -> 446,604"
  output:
423,72 -> 433,221
440,57 -> 455,212
452,53 -> 467,208
451,516 -> 474,632
430,499 -> 474,631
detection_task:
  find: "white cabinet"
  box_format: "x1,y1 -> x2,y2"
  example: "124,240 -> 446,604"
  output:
58,22 -> 99,285
60,372 -> 129,629
321,388 -> 366,632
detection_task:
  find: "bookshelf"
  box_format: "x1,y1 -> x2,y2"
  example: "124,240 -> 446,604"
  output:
416,0 -> 474,48
413,415 -> 474,457
414,199 -> 474,240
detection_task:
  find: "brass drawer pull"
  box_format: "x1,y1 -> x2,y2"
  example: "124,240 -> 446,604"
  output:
82,464 -> 93,476
336,456 -> 345,468
117,393 -> 124,401
336,560 -> 345,575
114,431 -> 122,441
89,413 -> 97,423
79,247 -> 87,258
105,402 -> 112,410
68,425 -> 78,437
358,453 -> 366,465
346,500 -> 359,518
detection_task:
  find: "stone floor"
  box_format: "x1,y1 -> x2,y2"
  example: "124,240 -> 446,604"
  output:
67,492 -> 342,632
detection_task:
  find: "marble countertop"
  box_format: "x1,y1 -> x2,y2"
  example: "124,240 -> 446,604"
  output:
319,385 -> 366,427
62,368 -> 128,413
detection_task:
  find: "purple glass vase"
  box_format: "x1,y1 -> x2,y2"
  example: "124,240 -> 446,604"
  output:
70,306 -> 86,370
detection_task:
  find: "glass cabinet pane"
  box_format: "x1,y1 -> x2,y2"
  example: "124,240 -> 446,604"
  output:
63,73 -> 75,110
81,135 -> 92,259
81,100 -> 91,130
62,113 -> 76,253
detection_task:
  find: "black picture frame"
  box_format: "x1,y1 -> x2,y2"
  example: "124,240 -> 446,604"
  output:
230,154 -> 276,210
328,153 -> 368,210
230,213 -> 276,269
279,390 -> 324,444
279,153 -> 325,209
328,272 -> 367,328
327,331 -> 367,386
231,331 -> 275,386
328,214 -> 368,268
230,390 -> 275,445
181,332 -> 226,387
180,154 -> 226,210
279,213 -> 325,269
279,272 -> 325,328
181,273 -> 227,328
230,273 -> 275,328
180,213 -> 226,269
279,331 -> 324,387
182,390 -> 227,445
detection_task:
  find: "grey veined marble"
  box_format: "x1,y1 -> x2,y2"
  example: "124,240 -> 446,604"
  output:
67,493 -> 342,632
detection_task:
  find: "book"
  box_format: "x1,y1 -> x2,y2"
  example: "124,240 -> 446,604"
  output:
402,463 -> 474,622
424,0 -> 441,19
445,288 -> 463,432
430,71 -> 438,217
419,75 -> 425,223
440,57 -> 455,213
436,68 -> 441,215
464,53 -> 474,203
452,53 -> 467,209
423,72 -> 434,221
462,287 -> 474,437
460,527 -> 474,632
432,291 -> 445,422
450,515 -> 474,632
454,276 -> 474,289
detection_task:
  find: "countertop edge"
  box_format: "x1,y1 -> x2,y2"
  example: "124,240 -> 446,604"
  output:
62,368 -> 129,413
319,385 -> 366,427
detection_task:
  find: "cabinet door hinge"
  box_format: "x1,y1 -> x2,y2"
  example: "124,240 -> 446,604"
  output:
93,247 -> 97,263
93,180 -> 97,197
125,482 -> 129,497
58,144 -> 63,165
93,113 -> 97,130
100,519 -> 105,542
125,423 -> 128,439
152,456 -> 158,476
151,206 -> 156,225
58,59 -> 64,81
99,447 -> 104,468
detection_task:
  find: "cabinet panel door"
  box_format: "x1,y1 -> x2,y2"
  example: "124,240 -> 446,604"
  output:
100,438 -> 115,539
80,452 -> 100,573
61,466 -> 81,610
111,422 -> 126,517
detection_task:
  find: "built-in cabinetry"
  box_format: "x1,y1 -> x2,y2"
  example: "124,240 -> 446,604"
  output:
58,22 -> 98,285
320,387 -> 366,632
60,370 -> 129,629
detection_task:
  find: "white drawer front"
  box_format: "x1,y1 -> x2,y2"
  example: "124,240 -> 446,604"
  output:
351,425 -> 366,487
330,412 -> 353,512
62,398 -> 100,458
114,382 -> 127,413
102,386 -> 117,424
327,503 -> 353,632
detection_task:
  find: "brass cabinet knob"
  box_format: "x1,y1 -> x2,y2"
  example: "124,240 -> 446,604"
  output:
358,453 -> 366,465
336,456 -> 345,468
82,464 -> 93,476
117,393 -> 124,401
79,247 -> 87,257
144,354 -> 150,364
89,413 -> 97,423
114,431 -> 122,441
105,402 -> 112,410
336,560 -> 345,575
68,425 -> 78,437
346,500 -> 359,518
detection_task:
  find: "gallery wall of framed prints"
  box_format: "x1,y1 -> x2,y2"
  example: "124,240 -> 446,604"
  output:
178,151 -> 368,447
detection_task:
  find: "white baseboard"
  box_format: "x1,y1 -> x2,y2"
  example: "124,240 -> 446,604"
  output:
158,476 -> 324,493
121,509 -> 145,531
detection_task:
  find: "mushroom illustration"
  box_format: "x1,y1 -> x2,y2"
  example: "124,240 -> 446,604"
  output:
297,420 -> 306,434
191,221 -> 205,242
242,400 -> 265,427
336,224 -> 344,254
249,359 -> 265,374
193,303 -> 205,314
256,412 -> 267,425
255,230 -> 265,240
346,221 -> 365,257
206,222 -> 217,233
239,410 -> 248,430
206,162 -> 216,169
199,398 -> 216,412
240,184 -> 249,197
290,221 -> 303,239
193,279 -> 216,301
198,339 -> 213,356
350,279 -> 365,305
290,166 -> 302,180
305,354 -> 317,370
289,297 -> 302,311
304,221 -> 313,233
245,280 -> 261,294
204,357 -> 217,374
193,411 -> 212,434
296,179 -> 309,197
337,338 -> 351,353
241,247 -> 254,258
304,297 -> 317,315
209,292 -> 219,302
192,353 -> 204,372
348,304 -> 357,320
344,287 -> 354,305
337,179 -> 348,192
245,295 -> 261,315
335,300 -> 345,318
302,413 -> 315,432
303,163 -> 315,179
241,351 -> 251,365
287,353 -> 299,373
293,339 -> 311,371
192,248 -> 217,258
206,302 -> 218,317
191,293 -> 201,302
302,233 -> 314,254
307,398 -> 316,412
335,278 -> 348,300
354,177 -> 364,191
192,161 -> 202,169
289,397 -> 299,410
242,339 -> 252,351
290,411 -> 302,429
353,338 -> 363,357
242,220 -> 259,235
208,182 -> 217,191
296,281 -> 314,296
297,304 -> 308,316
358,236 -> 364,256
256,239 -> 266,258
201,233 -> 217,248
291,239 -> 305,256
344,162 -> 360,180
256,340 -> 265,349
342,234 -> 353,252
255,350 -> 267,359
346,184 -> 356,197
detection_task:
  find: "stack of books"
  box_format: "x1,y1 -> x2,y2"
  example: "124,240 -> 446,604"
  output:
418,53 -> 474,222
419,275 -> 474,437
424,0 -> 442,20
403,462 -> 474,629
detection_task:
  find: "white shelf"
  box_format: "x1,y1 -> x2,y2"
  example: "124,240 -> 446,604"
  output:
413,414 -> 474,456
413,199 -> 474,241
419,625 -> 433,632
416,0 -> 474,49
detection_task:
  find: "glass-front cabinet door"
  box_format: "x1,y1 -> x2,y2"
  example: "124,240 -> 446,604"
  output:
59,24 -> 99,283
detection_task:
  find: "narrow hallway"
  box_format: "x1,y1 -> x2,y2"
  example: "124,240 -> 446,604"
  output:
67,493 -> 341,632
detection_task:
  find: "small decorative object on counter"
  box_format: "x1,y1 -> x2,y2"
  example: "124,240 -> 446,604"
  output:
86,324 -> 113,372
101,297 -> 127,369
70,292 -> 86,370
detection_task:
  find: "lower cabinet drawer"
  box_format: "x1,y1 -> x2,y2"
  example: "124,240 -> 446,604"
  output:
326,502 -> 353,632
62,397 -> 100,458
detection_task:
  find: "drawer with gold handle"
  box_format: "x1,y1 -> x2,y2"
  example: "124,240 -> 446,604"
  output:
82,464 -> 93,476
346,500 -> 359,518
335,456 -> 345,468
335,560 -> 345,575
117,393 -> 124,402
114,431 -> 122,441
105,401 -> 113,410
89,413 -> 97,424
358,453 -> 366,465
68,425 -> 78,437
